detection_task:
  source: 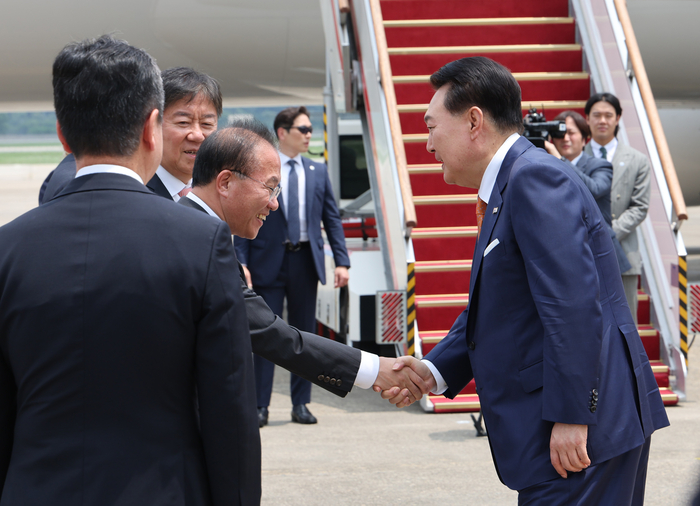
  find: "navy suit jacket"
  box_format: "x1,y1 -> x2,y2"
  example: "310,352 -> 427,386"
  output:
1,173 -> 260,505
234,157 -> 349,286
425,137 -> 668,490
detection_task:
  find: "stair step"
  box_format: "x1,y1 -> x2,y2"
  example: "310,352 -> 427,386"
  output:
396,74 -> 590,106
385,19 -> 574,47
399,101 -> 587,137
414,194 -> 478,205
659,387 -> 679,406
394,71 -> 588,84
415,264 -> 473,295
638,325 -> 660,360
390,49 -> 583,76
650,360 -> 669,374
387,43 -> 580,56
415,293 -> 469,307
384,16 -> 573,28
412,226 -> 477,238
380,0 -> 569,21
415,259 -> 473,272
429,393 -> 481,413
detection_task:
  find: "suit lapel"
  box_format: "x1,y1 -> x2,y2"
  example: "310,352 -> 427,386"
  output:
469,137 -> 529,297
611,144 -> 632,192
303,157 -> 316,224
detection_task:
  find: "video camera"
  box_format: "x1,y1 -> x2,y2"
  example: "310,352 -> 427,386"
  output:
522,108 -> 566,149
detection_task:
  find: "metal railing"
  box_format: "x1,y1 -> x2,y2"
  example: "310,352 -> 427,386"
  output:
613,0 -> 687,225
368,0 -> 417,232
572,0 -> 687,397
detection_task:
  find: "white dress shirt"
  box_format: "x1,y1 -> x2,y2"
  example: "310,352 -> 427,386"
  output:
156,165 -> 191,202
75,164 -> 144,183
278,152 -> 308,242
589,137 -> 618,163
424,133 -> 521,395
184,194 -> 379,388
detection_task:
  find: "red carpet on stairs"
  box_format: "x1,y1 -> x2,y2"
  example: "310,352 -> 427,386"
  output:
376,0 -> 677,411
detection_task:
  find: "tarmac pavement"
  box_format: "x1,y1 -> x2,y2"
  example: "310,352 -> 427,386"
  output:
1,163 -> 699,505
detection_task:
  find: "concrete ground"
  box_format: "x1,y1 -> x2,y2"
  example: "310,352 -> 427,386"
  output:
2,164 -> 700,505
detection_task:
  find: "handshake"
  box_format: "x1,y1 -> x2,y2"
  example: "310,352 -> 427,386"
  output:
371,356 -> 437,408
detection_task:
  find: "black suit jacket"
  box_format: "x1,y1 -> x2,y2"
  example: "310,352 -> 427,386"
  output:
1,173 -> 260,505
146,172 -> 172,199
38,154 -> 76,204
179,196 -> 362,394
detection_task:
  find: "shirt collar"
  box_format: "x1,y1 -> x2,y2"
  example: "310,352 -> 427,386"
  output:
589,137 -> 618,157
278,151 -> 303,168
75,164 -> 144,184
571,151 -> 584,166
185,193 -> 219,219
478,133 -> 520,204
156,165 -> 191,197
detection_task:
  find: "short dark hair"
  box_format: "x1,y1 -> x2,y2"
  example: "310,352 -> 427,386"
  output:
53,34 -> 164,158
429,57 -> 523,134
553,110 -> 590,139
162,67 -> 223,118
192,117 -> 277,187
273,106 -> 310,137
585,92 -> 622,136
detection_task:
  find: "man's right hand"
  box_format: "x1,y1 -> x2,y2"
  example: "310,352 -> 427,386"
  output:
374,356 -> 437,408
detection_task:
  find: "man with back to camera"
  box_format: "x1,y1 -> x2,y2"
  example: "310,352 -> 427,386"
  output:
37,68 -> 428,419
177,118 -> 429,410
585,93 -> 651,323
235,107 -> 351,426
39,66 -> 218,204
0,35 -> 260,505
385,56 -> 668,504
544,110 -> 631,274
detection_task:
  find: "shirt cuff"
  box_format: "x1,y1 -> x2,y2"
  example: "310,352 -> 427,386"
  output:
423,359 -> 448,395
353,351 -> 380,389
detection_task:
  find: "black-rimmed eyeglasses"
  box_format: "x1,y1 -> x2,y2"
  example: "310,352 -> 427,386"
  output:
231,170 -> 281,202
290,125 -> 313,135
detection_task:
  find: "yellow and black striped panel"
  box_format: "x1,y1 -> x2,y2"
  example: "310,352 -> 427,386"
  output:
407,262 -> 415,356
680,255 -> 688,365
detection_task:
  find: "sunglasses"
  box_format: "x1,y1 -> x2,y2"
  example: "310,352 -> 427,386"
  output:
290,125 -> 313,135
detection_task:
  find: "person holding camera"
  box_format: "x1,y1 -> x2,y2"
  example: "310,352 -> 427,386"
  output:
545,110 -> 631,274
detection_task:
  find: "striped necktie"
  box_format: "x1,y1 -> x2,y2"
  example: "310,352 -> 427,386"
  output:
476,197 -> 487,239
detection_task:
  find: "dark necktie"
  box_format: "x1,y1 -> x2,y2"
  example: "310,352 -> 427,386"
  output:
600,146 -> 607,160
287,160 -> 300,245
476,197 -> 487,239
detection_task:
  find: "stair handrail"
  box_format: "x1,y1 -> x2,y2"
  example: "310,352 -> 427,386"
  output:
368,0 -> 417,233
613,0 -> 688,225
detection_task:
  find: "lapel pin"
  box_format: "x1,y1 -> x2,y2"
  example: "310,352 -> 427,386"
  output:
492,207 -> 498,214
309,165 -> 315,170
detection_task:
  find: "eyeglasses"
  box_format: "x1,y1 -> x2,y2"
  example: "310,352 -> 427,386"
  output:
231,170 -> 281,202
290,125 -> 313,135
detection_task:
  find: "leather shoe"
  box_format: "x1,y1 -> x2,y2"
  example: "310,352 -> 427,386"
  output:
257,407 -> 269,428
291,404 -> 317,424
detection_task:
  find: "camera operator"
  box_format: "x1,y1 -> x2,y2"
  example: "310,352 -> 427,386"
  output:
545,110 -> 631,274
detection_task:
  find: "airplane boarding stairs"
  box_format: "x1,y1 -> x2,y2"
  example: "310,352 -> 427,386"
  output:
322,0 -> 685,413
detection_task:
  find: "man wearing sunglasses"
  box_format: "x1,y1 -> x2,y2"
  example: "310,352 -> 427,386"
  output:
235,106 -> 351,426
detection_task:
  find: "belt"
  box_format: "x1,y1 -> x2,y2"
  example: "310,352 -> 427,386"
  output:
285,241 -> 310,252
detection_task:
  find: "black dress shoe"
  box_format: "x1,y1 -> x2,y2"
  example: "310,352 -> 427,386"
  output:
291,404 -> 317,424
258,407 -> 269,428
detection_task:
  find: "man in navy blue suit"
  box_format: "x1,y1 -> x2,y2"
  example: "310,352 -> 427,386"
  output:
235,106 -> 350,426
392,57 -> 669,504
